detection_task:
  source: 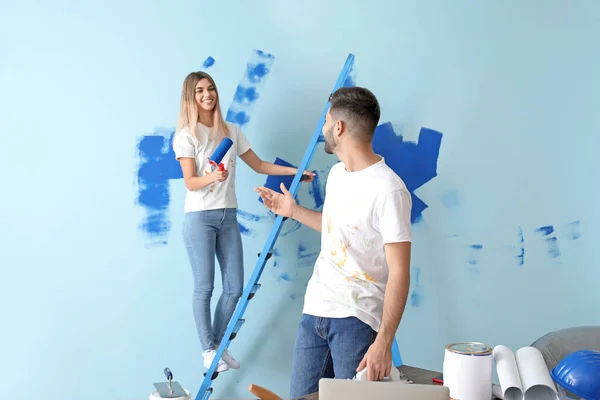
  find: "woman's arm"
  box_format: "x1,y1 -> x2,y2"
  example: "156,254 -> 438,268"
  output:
239,149 -> 315,180
179,158 -> 228,190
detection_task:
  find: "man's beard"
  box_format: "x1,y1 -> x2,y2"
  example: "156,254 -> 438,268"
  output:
323,126 -> 336,154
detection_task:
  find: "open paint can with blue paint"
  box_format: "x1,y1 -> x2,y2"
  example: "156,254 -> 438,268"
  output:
443,342 -> 493,400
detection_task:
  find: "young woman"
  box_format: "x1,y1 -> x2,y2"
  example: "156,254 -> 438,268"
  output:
172,71 -> 314,372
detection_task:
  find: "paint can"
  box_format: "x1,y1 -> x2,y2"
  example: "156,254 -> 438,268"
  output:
443,342 -> 493,400
148,389 -> 190,400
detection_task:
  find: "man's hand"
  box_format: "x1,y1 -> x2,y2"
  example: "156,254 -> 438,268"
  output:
255,183 -> 297,218
356,339 -> 393,381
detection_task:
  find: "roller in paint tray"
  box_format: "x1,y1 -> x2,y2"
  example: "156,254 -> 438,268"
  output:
209,137 -> 233,172
151,368 -> 188,399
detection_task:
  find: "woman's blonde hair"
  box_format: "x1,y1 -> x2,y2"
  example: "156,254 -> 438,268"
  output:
176,71 -> 230,141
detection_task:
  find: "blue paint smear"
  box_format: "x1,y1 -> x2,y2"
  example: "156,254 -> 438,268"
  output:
535,225 -> 561,259
308,173 -> 324,208
203,56 -> 215,68
536,225 -> 555,236
233,86 -> 259,105
225,111 -> 250,126
237,209 -> 271,222
440,190 -> 460,208
546,237 -> 560,258
516,226 -> 525,266
296,243 -> 320,267
410,290 -> 423,307
467,244 -> 483,265
238,222 -> 256,237
277,272 -> 293,282
225,49 -> 275,129
281,219 -> 303,237
247,63 -> 270,82
372,122 -> 443,223
136,131 -> 182,243
410,268 -> 423,307
565,220 -> 581,240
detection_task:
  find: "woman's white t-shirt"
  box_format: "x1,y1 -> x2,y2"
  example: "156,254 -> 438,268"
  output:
172,122 -> 251,212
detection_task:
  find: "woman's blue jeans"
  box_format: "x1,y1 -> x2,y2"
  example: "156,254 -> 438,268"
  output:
182,208 -> 244,351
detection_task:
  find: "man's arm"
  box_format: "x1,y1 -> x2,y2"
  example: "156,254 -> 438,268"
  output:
255,183 -> 322,232
375,241 -> 411,347
356,241 -> 411,381
291,204 -> 322,233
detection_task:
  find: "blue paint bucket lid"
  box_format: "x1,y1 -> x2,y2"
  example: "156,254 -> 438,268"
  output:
551,349 -> 600,400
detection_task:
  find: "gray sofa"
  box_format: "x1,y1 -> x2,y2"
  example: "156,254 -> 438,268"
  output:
530,326 -> 600,399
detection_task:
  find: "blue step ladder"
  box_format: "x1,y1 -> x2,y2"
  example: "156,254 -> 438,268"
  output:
195,53 -> 403,400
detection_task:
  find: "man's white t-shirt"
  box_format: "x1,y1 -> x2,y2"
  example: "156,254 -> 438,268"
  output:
302,157 -> 413,332
172,122 -> 251,212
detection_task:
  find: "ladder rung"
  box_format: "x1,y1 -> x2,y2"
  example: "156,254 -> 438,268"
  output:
248,283 -> 261,300
203,371 -> 219,380
200,387 -> 213,400
257,252 -> 273,261
229,318 -> 245,340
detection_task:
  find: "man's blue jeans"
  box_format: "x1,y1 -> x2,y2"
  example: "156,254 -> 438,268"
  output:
290,314 -> 377,398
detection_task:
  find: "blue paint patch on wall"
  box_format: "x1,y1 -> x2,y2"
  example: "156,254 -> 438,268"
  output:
372,122 -> 443,223
536,225 -> 555,236
276,272 -> 294,283
281,220 -> 303,237
225,49 -> 275,128
516,226 -> 525,266
203,56 -> 215,68
136,130 -> 182,245
564,220 -> 581,240
297,242 -> 320,267
535,225 -> 560,258
440,190 -> 460,208
546,237 -> 560,258
308,173 -> 324,208
237,209 -> 272,223
238,222 -> 256,237
467,244 -> 483,265
410,268 -> 423,307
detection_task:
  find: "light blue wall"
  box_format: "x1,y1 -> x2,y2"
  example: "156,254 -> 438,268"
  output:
2,0 -> 599,399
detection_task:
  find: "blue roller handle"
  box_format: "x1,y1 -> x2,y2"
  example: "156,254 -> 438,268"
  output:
164,367 -> 173,380
210,137 -> 233,165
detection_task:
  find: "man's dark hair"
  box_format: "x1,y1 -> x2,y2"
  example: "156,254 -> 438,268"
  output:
329,87 -> 380,140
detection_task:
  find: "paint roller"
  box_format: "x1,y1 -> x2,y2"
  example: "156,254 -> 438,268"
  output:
210,136 -> 313,181
209,137 -> 233,172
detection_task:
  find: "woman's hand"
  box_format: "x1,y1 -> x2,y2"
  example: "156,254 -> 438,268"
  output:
210,169 -> 229,183
300,170 -> 316,183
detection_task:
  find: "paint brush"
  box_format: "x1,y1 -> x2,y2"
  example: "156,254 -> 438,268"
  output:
248,383 -> 282,400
